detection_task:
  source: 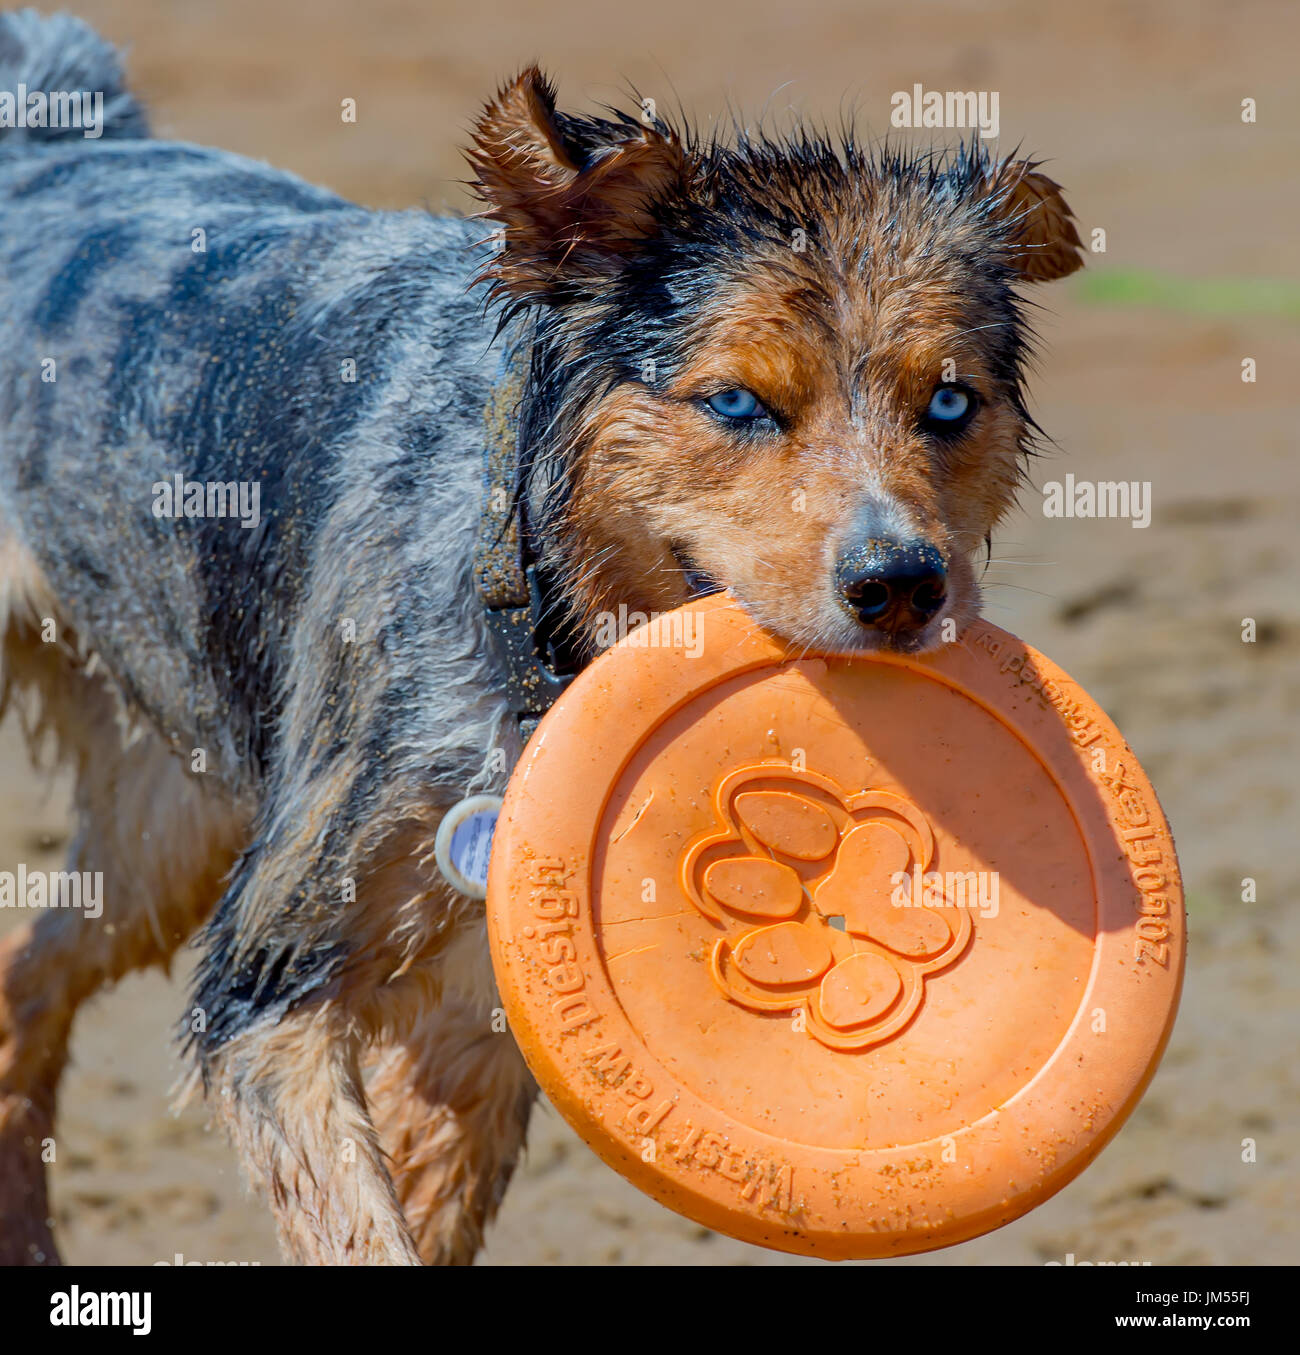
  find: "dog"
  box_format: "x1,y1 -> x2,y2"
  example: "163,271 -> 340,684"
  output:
0,10 -> 1082,1265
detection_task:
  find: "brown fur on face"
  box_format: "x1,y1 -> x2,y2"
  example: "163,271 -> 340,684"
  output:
469,71 -> 1083,654
561,265 -> 1030,651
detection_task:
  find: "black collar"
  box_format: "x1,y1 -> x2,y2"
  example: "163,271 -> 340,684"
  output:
474,347 -> 583,738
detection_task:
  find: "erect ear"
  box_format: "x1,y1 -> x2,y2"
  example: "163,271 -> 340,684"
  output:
466,66 -> 691,300
989,161 -> 1084,282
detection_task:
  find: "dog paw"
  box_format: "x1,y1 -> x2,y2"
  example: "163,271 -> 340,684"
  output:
681,762 -> 973,1051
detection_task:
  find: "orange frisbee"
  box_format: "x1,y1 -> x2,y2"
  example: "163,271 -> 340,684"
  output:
486,596 -> 1183,1258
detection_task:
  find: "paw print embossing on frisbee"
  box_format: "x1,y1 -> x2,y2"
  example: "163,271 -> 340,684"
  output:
679,763 -> 973,1051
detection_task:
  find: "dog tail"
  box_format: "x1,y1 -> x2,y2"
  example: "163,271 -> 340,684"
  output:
0,9 -> 150,143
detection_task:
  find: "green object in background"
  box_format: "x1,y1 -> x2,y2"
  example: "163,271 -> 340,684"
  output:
1075,269 -> 1300,320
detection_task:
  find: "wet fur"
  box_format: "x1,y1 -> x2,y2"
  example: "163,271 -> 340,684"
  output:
474,73 -> 1082,654
0,12 -> 1080,1264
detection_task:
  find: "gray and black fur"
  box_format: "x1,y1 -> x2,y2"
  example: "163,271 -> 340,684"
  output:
0,11 -> 1083,1266
0,18 -> 1055,1051
0,11 -> 520,1055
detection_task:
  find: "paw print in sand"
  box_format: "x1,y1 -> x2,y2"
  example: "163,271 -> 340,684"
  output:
679,763 -> 973,1051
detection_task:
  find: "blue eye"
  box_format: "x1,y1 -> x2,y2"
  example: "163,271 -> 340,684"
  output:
706,388 -> 766,421
926,385 -> 973,426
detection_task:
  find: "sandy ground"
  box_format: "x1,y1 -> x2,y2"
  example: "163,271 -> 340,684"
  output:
1,0 -> 1296,1265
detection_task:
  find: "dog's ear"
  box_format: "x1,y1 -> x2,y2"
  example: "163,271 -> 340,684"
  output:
988,161 -> 1084,282
466,66 -> 691,300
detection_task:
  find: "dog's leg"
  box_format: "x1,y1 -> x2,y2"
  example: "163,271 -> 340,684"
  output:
0,749 -> 243,1264
367,982 -> 536,1266
193,814 -> 439,1266
194,818 -> 517,1265
205,1001 -> 424,1266
0,732 -> 243,1264
0,573 -> 246,1264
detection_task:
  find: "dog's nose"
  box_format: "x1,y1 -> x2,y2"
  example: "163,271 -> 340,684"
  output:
836,541 -> 948,632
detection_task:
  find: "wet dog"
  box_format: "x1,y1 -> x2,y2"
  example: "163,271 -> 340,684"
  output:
0,9 -> 1081,1264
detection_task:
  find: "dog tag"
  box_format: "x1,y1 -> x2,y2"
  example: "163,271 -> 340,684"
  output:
434,795 -> 502,900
